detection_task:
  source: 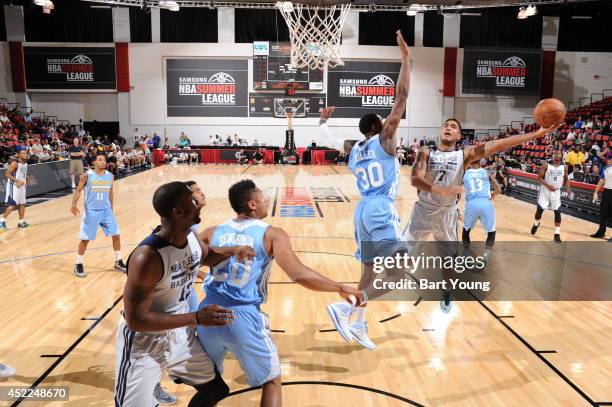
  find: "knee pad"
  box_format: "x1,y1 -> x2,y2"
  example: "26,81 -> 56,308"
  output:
462,228 -> 471,247
535,205 -> 544,220
486,231 -> 496,248
554,210 -> 561,224
187,373 -> 229,407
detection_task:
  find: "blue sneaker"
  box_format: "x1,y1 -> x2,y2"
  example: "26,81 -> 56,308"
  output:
17,221 -> 30,228
440,292 -> 452,314
0,220 -> 6,229
326,302 -> 354,343
153,382 -> 176,405
349,322 -> 376,350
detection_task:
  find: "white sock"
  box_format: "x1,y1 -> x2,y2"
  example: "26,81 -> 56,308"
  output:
114,251 -> 122,261
534,220 -> 540,227
554,227 -> 560,234
0,217 -> 5,222
76,255 -> 84,264
355,306 -> 367,324
18,219 -> 25,224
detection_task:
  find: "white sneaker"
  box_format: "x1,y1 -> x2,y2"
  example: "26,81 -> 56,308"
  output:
349,322 -> 376,350
0,363 -> 16,378
153,382 -> 176,405
326,302 -> 354,343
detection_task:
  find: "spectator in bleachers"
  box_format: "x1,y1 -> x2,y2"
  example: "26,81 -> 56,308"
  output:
495,163 -> 508,193
177,132 -> 191,148
253,148 -> 264,165
162,136 -> 170,149
574,116 -> 584,129
586,165 -> 601,185
151,132 -> 161,149
565,145 -> 581,169
132,128 -> 142,143
569,164 -> 585,182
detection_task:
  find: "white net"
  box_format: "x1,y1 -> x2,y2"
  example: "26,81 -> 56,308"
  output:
276,1 -> 352,70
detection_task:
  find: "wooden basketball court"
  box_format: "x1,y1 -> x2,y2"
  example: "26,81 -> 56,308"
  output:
0,164 -> 610,406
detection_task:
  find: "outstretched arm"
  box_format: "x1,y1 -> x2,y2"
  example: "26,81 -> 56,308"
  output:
318,107 -> 349,153
464,124 -> 560,167
380,30 -> 410,156
268,227 -> 361,303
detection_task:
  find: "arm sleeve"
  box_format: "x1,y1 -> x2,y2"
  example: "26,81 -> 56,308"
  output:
319,123 -> 345,151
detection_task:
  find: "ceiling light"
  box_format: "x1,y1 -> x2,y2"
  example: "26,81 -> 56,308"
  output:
159,0 -> 179,11
517,7 -> 528,19
525,5 -> 537,16
407,10 -> 417,16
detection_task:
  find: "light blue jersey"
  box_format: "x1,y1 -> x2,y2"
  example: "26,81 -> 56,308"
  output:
463,168 -> 491,201
198,218 -> 280,387
348,134 -> 400,200
348,135 -> 403,263
85,169 -> 113,211
203,219 -> 273,306
463,168 -> 496,233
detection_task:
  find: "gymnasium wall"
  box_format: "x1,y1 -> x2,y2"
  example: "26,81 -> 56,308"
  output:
553,52 -> 612,104
29,93 -> 119,123
0,42 -> 16,103
128,43 -> 445,146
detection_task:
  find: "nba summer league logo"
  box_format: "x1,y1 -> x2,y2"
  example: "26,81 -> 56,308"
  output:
475,56 -> 527,88
46,54 -> 94,82
178,72 -> 237,105
338,74 -> 395,107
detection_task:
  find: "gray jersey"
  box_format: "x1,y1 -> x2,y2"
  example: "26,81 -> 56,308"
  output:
129,228 -> 202,317
417,148 -> 464,207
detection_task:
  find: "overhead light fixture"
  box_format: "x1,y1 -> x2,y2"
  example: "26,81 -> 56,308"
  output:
517,7 -> 528,19
525,5 -> 537,16
279,1 -> 294,13
407,10 -> 417,16
159,0 -> 179,11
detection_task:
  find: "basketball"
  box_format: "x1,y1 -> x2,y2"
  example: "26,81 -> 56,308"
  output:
533,98 -> 566,128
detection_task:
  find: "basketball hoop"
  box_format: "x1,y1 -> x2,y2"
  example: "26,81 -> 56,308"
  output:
276,1 -> 352,70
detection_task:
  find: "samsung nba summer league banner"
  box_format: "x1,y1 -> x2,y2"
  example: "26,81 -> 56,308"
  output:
327,61 -> 403,118
23,47 -> 116,90
462,48 -> 542,96
166,59 -> 248,117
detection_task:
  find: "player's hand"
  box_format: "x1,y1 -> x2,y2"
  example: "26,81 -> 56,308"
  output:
536,123 -> 562,137
338,285 -> 363,306
431,185 -> 464,197
396,30 -> 409,59
320,106 -> 335,121
196,304 -> 234,326
234,245 -> 256,262
593,192 -> 598,203
547,185 -> 557,192
15,180 -> 24,187
70,206 -> 80,216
